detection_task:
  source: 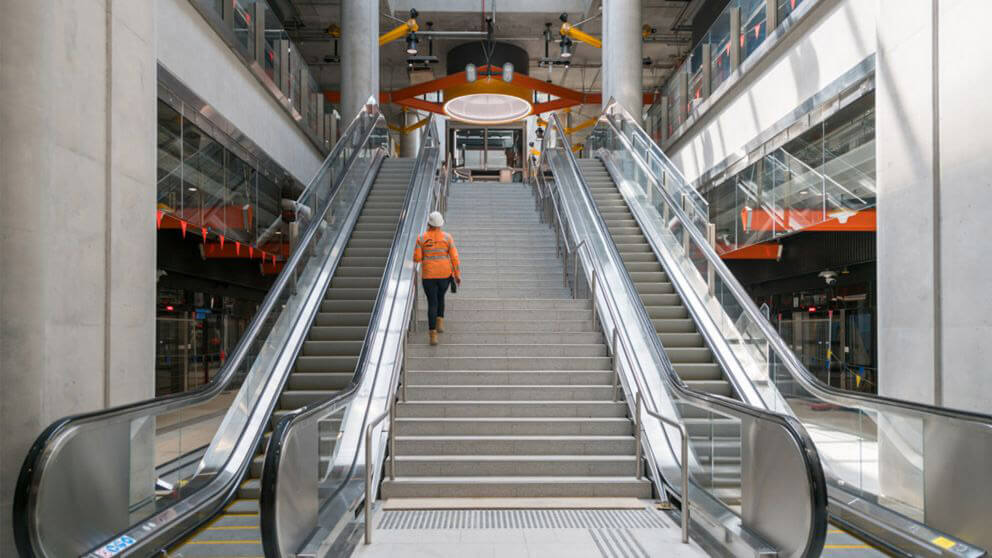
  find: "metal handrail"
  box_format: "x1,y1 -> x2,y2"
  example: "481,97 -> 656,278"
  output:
13,97 -> 386,558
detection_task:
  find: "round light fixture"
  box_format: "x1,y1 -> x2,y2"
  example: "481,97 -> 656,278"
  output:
405,32 -> 419,55
559,36 -> 574,59
444,94 -> 532,125
443,79 -> 533,125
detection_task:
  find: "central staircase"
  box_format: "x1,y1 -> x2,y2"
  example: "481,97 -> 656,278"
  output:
381,181 -> 650,499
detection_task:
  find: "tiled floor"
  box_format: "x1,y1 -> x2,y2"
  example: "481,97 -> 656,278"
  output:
351,506 -> 708,558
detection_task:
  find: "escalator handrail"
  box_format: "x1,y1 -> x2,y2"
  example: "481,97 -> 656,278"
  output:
259,114 -> 442,557
12,97 -> 385,558
597,99 -> 992,426
542,112 -> 828,557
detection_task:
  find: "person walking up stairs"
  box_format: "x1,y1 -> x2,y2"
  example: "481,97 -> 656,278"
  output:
414,211 -> 462,346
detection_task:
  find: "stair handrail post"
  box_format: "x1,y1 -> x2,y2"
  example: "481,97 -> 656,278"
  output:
635,391 -> 643,479
612,327 -> 621,401
706,223 -> 716,296
364,407 -> 392,544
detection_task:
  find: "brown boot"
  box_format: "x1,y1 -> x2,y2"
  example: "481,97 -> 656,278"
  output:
436,317 -> 445,333
429,330 -> 439,346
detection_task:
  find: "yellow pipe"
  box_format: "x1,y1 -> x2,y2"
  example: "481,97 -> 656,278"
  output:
563,116 -> 597,135
560,23 -> 602,49
379,18 -> 418,46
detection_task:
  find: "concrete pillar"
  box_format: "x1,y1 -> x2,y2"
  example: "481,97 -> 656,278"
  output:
660,95 -> 669,142
765,0 -> 779,31
877,0 -> 992,415
399,110 -> 422,158
730,7 -> 742,70
602,0 -> 643,123
677,71 -> 689,124
0,0 -> 157,553
340,0 -> 379,123
701,43 -> 713,98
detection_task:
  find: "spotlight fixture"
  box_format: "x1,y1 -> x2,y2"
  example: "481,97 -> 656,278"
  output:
502,62 -> 514,83
465,63 -> 477,82
405,32 -> 419,55
559,35 -> 574,59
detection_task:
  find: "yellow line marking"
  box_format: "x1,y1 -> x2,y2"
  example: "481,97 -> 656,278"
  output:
824,544 -> 871,549
187,540 -> 262,545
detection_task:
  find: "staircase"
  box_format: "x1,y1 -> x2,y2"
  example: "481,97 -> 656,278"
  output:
172,158 -> 414,557
381,181 -> 650,499
577,158 -> 743,506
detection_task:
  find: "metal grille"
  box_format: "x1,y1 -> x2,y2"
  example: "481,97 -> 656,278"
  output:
377,509 -> 671,530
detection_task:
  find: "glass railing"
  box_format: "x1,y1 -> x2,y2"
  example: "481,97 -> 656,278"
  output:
13,99 -> 387,558
653,0 -> 808,141
543,111 -> 828,558
709,139 -> 876,254
260,115 -> 442,557
586,100 -> 992,557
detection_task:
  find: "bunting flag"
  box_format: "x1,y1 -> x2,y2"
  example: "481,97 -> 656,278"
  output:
235,242 -> 241,256
180,220 -> 188,238
755,24 -> 760,39
219,235 -> 225,249
201,228 -> 208,242
156,210 -> 164,229
249,246 -> 255,259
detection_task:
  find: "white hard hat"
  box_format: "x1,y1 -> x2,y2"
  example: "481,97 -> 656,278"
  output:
428,211 -> 444,227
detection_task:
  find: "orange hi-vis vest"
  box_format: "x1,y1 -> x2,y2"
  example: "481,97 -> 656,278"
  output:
414,228 -> 461,280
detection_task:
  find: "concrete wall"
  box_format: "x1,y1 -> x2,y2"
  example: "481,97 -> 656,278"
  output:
666,0 -> 878,184
0,0 -> 157,553
877,0 -> 992,414
157,0 -> 323,184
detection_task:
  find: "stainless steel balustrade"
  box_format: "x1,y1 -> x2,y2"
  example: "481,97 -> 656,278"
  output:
587,98 -> 992,557
536,112 -> 828,558
259,115 -> 442,557
13,98 -> 388,558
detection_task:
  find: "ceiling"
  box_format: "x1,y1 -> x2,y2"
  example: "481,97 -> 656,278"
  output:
274,0 -> 702,118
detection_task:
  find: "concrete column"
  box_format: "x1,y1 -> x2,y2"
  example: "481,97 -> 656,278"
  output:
677,71 -> 689,124
340,0 -> 379,124
701,43 -> 713,98
399,110 -> 421,158
730,7 -> 742,70
0,0 -> 157,553
602,0 -> 643,123
660,95 -> 669,141
877,0 -> 992,415
765,0 -> 779,31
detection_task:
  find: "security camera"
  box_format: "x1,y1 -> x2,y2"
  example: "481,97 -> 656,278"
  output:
819,270 -> 838,286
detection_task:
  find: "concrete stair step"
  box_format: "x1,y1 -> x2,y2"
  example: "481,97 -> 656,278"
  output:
422,332 -> 604,345
406,356 -> 612,371
414,310 -> 591,323
387,455 -> 637,476
404,384 -> 617,401
407,343 -> 606,357
395,400 -> 629,418
420,298 -> 590,310
394,435 -> 636,455
381,476 -> 651,498
394,417 -> 631,436
413,320 -> 595,333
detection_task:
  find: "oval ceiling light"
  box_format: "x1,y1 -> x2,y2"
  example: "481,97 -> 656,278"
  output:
443,79 -> 533,125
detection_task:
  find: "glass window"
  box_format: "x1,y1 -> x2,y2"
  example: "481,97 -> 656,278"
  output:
262,2 -> 285,82
778,0 -> 804,20
740,0 -> 767,61
182,120 -> 227,234
157,101 -> 184,214
226,153 -> 256,243
710,6 -> 733,92
256,173 -> 281,246
233,0 -> 256,56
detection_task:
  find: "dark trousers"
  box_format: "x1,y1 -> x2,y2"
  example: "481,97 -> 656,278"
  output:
422,278 -> 450,330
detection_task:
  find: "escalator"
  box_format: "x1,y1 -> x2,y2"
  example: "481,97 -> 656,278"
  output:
579,157 -> 744,508
572,100 -> 992,557
171,159 -> 414,557
11,99 -> 436,558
